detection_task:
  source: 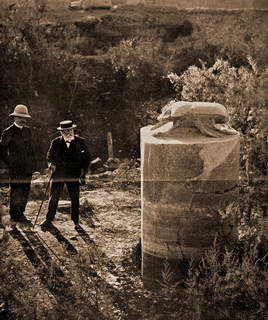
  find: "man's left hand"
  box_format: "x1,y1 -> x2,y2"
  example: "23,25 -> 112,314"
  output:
80,169 -> 86,185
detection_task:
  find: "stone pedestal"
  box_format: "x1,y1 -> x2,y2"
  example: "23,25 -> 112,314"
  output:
141,124 -> 240,290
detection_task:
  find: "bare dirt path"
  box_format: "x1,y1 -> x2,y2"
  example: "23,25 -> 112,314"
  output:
2,181 -> 149,319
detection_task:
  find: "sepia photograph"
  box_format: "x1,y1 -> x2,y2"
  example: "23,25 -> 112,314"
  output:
0,0 -> 268,319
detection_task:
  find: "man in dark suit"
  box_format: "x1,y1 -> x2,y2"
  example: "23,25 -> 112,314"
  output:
41,120 -> 90,230
0,104 -> 36,223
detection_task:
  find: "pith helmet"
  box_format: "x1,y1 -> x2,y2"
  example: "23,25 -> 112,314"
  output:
57,120 -> 77,131
9,104 -> 31,118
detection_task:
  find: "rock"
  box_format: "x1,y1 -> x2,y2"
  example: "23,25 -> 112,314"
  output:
69,0 -> 83,10
90,157 -> 104,172
106,157 -> 121,171
30,175 -> 49,200
57,200 -> 71,214
117,158 -> 130,170
89,171 -> 113,180
80,197 -> 94,216
79,197 -> 96,227
0,205 -> 10,232
69,0 -> 112,10
94,166 -> 107,174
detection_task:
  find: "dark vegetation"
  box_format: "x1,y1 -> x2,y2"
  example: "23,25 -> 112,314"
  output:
0,1 -> 268,319
1,1 -> 267,165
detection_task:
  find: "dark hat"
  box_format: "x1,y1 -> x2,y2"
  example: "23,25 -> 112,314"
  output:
57,120 -> 77,131
9,104 -> 31,118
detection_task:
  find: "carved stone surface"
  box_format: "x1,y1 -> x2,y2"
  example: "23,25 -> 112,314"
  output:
141,101 -> 240,290
152,101 -> 237,138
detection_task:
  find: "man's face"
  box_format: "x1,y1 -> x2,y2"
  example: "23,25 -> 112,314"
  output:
14,116 -> 27,127
61,128 -> 74,140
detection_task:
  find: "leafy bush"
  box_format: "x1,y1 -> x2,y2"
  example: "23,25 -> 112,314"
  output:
182,237 -> 268,319
168,58 -> 268,132
111,159 -> 141,190
168,58 -> 268,176
108,36 -> 173,114
107,37 -> 175,154
157,199 -> 268,319
0,0 -> 96,104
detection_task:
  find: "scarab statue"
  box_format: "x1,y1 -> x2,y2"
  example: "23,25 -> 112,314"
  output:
141,101 -> 240,290
151,101 -> 237,138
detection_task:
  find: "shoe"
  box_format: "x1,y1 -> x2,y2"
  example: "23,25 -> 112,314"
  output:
10,219 -> 18,226
74,223 -> 81,230
40,220 -> 53,231
12,216 -> 31,224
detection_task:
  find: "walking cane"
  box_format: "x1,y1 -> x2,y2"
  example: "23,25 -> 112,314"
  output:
33,173 -> 53,229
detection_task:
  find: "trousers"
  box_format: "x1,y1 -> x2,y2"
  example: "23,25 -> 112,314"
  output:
10,181 -> 31,220
46,180 -> 80,224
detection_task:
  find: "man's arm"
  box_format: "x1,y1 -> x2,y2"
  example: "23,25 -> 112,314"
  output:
0,130 -> 10,166
80,139 -> 91,177
28,127 -> 37,172
47,140 -> 56,173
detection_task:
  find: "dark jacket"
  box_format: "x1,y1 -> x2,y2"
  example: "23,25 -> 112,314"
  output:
47,135 -> 90,181
0,124 -> 36,177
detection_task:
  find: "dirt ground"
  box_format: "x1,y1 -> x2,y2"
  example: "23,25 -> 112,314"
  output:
1,174 -> 167,319
2,174 -> 268,319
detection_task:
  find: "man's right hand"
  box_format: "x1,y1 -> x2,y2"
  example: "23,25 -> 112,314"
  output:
49,164 -> 56,174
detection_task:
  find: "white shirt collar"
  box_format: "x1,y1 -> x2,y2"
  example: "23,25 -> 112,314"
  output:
61,136 -> 74,148
14,122 -> 23,129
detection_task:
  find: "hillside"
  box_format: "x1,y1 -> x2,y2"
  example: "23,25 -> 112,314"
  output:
0,2 -> 267,168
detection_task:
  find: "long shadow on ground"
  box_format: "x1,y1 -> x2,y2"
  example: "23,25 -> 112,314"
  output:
11,221 -> 144,319
10,227 -> 69,297
75,224 -> 94,245
10,226 -> 105,319
41,224 -> 78,255
76,222 -> 144,320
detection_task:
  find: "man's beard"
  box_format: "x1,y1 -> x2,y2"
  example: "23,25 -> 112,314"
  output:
61,129 -> 74,142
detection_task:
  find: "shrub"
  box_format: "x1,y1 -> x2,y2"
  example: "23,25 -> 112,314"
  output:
158,199 -> 268,319
168,58 -> 268,132
167,58 -> 268,176
182,237 -> 268,319
108,37 -> 164,79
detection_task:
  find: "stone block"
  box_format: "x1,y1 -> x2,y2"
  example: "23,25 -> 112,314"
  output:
90,157 -> 104,172
141,101 -> 240,290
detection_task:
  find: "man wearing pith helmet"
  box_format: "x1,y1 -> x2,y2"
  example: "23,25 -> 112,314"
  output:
0,104 -> 36,224
40,120 -> 90,230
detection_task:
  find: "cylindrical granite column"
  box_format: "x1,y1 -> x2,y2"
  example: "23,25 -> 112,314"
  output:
141,101 -> 240,290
